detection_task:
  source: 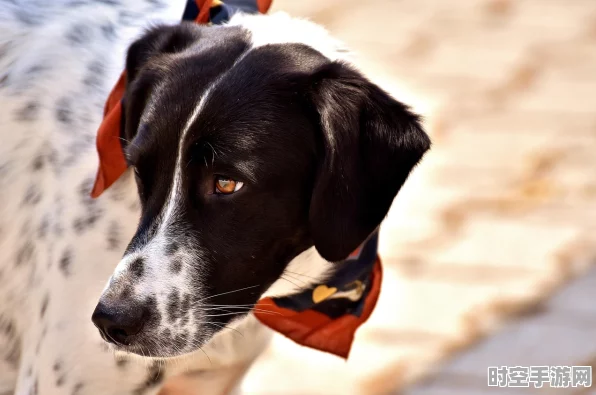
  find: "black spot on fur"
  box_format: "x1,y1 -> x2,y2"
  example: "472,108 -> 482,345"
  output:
65,24 -> 93,45
116,358 -> 128,368
178,294 -> 191,326
56,375 -> 66,387
32,155 -> 44,171
129,257 -> 145,278
119,284 -> 133,300
59,249 -> 72,277
167,290 -> 181,322
0,69 -> 9,85
107,221 -> 120,250
79,177 -> 94,199
38,215 -> 50,239
15,101 -> 39,122
173,332 -> 188,350
72,207 -> 102,233
118,10 -> 137,26
72,382 -> 84,395
26,64 -> 47,76
133,363 -> 164,395
67,0 -> 89,5
40,294 -> 50,319
83,60 -> 105,89
165,242 -> 179,256
53,360 -> 61,372
170,258 -> 182,274
14,9 -> 41,26
0,73 -> 9,87
100,22 -> 116,41
161,328 -> 171,338
22,184 -> 42,205
15,241 -> 34,266
0,318 -> 14,337
0,331 -> 20,367
145,0 -> 166,7
72,218 -> 85,233
55,97 -> 73,125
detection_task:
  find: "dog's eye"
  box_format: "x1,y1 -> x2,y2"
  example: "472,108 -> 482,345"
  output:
214,176 -> 243,195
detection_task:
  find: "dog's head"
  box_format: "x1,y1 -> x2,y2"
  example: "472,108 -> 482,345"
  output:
92,13 -> 430,358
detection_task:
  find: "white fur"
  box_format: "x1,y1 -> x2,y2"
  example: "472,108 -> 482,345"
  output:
228,12 -> 353,63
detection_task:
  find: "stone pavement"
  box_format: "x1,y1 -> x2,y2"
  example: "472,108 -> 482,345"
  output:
403,265 -> 596,395
242,1 -> 596,394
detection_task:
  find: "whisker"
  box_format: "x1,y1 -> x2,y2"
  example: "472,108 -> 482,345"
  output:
205,322 -> 244,338
200,306 -> 257,311
198,346 -> 212,366
202,310 -> 281,318
196,285 -> 260,303
202,303 -> 263,307
199,306 -> 279,314
282,272 -> 309,285
280,276 -> 302,289
285,270 -> 321,281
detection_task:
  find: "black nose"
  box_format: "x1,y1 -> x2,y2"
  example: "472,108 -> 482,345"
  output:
91,301 -> 145,346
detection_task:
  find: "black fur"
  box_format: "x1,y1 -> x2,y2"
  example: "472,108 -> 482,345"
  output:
93,23 -> 430,357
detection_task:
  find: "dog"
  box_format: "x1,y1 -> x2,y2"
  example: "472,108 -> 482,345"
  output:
0,1 -> 430,394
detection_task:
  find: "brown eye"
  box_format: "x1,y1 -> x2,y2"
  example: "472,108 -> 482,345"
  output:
214,176 -> 243,195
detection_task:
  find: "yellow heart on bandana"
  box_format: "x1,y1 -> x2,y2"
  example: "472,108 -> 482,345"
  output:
312,285 -> 337,303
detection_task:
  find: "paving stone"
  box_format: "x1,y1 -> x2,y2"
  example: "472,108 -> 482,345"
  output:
548,266 -> 596,316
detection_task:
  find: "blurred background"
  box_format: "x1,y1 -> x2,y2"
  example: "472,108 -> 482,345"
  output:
242,0 -> 596,394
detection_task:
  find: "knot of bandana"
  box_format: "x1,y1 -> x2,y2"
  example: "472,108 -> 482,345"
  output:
91,0 -> 382,359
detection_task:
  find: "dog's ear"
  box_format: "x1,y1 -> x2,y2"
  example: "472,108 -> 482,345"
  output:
123,24 -> 201,142
125,23 -> 201,84
309,62 -> 431,262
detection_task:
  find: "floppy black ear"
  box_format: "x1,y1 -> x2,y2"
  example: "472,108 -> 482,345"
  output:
125,23 -> 200,84
309,62 -> 431,262
123,24 -> 201,142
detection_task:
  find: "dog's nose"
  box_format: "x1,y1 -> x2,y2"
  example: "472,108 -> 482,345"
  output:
91,301 -> 145,346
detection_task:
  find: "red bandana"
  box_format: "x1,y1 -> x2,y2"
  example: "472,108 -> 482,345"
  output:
91,0 -> 382,359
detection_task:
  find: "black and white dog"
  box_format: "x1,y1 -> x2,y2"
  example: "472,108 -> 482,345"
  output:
0,1 -> 429,394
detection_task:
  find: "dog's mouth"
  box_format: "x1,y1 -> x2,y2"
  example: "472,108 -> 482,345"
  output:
94,323 -> 218,359
92,299 -> 253,358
